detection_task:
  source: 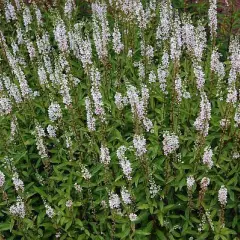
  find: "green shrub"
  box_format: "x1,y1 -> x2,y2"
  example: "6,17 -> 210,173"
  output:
0,0 -> 239,239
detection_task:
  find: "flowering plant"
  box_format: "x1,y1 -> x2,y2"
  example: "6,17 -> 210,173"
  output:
0,0 -> 239,239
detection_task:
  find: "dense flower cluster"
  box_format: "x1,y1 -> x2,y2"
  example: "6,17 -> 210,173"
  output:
0,0 -> 238,238
202,146 -> 214,169
187,176 -> 195,190
133,134 -> 147,157
0,171 -> 5,187
100,144 -> 111,165
109,192 -> 121,210
162,132 -> 179,156
48,103 -> 62,122
117,146 -> 132,180
9,196 -> 25,218
218,185 -> 228,206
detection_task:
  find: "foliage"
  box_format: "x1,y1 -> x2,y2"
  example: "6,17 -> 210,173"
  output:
0,0 -> 239,239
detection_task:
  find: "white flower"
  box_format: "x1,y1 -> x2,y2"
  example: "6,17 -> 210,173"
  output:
23,6 -> 32,31
133,135 -> 147,157
56,231 -> 61,239
149,70 -> 156,83
208,0 -> 217,40
9,196 -> 25,218
220,119 -> 230,128
121,187 -> 131,205
85,97 -> 96,132
193,63 -> 205,90
218,185 -> 227,206
26,40 -> 36,60
12,172 -> 24,192
100,144 -> 111,165
44,203 -> 55,218
175,74 -> 182,103
66,200 -> 73,208
187,176 -> 195,190
47,125 -> 57,138
0,97 -> 12,116
234,105 -> 240,126
64,0 -> 76,19
149,178 -> 160,198
129,213 -> 137,222
35,6 -> 43,27
109,192 -> 121,209
74,183 -> 82,192
5,2 -> 17,22
112,23 -> 124,54
48,103 -> 62,122
54,18 -> 69,52
35,124 -> 48,159
162,132 -> 179,156
115,92 -> 128,110
0,171 -> 5,187
81,166 -> 91,180
202,146 -> 214,169
193,92 -> 211,137
117,146 -> 132,180
200,177 -> 210,190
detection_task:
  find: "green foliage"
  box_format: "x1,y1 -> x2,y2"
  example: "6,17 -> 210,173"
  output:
0,0 -> 239,239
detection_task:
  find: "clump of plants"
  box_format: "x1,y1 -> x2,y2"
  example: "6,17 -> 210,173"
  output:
0,0 -> 239,239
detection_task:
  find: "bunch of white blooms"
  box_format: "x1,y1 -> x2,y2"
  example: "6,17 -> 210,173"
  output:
0,97 -> 12,116
48,103 -> 62,122
0,171 -> 5,187
64,0 -> 76,19
175,74 -> 182,103
234,104 -> 240,126
35,124 -> 48,158
157,50 -> 169,94
112,23 -> 124,54
100,144 -> 111,165
133,135 -> 147,157
109,192 -> 121,209
156,1 -> 172,43
54,18 -> 69,52
12,172 -> 24,192
81,166 -> 91,180
194,92 -> 211,137
121,187 -> 131,205
211,48 -> 225,80
66,200 -> 73,208
162,132 -> 179,156
149,178 -> 160,198
208,0 -> 217,40
193,63 -> 205,91
220,119 -> 230,128
202,146 -> 214,169
74,183 -> 82,193
5,2 -> 17,22
44,201 -> 55,218
85,97 -> 96,132
218,185 -> 227,206
187,176 -> 195,190
90,67 -> 105,121
129,213 -> 138,222
47,125 -> 57,138
114,92 -> 128,110
117,146 -> 132,180
200,177 -> 210,190
92,2 -> 110,61
34,6 -> 43,27
9,196 -> 26,218
23,6 -> 32,31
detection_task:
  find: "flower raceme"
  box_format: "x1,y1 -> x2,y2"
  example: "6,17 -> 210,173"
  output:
0,0 -> 238,238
